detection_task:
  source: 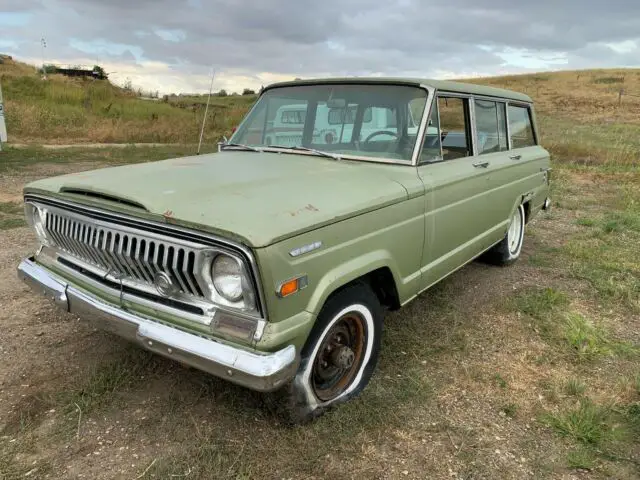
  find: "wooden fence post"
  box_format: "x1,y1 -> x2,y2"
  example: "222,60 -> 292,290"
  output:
618,88 -> 624,106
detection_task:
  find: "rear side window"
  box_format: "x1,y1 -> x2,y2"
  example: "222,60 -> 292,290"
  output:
474,100 -> 508,155
281,110 -> 305,124
328,106 -> 372,125
508,105 -> 536,148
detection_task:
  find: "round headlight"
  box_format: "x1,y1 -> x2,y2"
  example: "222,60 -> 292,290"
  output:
212,255 -> 243,302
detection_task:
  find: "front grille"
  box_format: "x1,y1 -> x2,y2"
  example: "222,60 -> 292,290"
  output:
44,209 -> 205,299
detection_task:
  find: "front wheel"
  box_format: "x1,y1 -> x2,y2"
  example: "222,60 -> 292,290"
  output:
484,203 -> 525,266
269,283 -> 383,424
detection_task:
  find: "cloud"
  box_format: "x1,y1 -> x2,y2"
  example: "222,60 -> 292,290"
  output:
2,0 -> 639,93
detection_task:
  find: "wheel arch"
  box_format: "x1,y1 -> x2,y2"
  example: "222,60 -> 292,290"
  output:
305,251 -> 403,316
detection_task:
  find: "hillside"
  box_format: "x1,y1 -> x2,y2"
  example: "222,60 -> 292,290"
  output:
0,57 -> 255,144
1,57 -> 640,167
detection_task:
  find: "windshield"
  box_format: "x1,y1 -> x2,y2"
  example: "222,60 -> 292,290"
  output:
229,84 -> 428,163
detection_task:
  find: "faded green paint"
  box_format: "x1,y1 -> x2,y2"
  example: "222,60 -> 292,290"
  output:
265,77 -> 533,103
23,80 -> 550,356
25,152 -> 410,248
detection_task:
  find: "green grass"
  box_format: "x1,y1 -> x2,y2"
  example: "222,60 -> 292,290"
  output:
512,289 -> 638,360
0,201 -> 26,230
539,117 -> 640,172
1,60 -> 255,143
512,287 -> 568,321
501,403 -> 519,418
563,313 -> 611,358
0,144 -> 218,174
60,348 -> 160,416
565,378 -> 587,397
576,217 -> 596,227
542,399 -> 614,445
566,447 -> 597,470
494,373 -> 508,389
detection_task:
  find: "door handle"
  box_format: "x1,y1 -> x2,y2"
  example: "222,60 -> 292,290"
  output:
509,154 -> 522,160
473,161 -> 490,168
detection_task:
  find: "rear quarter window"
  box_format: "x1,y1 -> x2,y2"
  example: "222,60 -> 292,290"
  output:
508,105 -> 536,148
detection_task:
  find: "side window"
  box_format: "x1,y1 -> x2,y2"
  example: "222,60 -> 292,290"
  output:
281,110 -> 304,124
474,100 -> 508,155
508,105 -> 536,148
420,96 -> 471,162
327,105 -> 371,125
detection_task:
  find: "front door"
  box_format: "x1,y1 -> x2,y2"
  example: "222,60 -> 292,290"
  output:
417,94 -> 504,290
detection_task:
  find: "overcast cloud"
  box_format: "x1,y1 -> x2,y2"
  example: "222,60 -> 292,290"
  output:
1,0 -> 640,93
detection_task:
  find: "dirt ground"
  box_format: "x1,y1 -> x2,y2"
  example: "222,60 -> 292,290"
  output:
0,163 -> 638,479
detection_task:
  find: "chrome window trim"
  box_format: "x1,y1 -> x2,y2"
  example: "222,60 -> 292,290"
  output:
410,84 -> 434,166
468,95 -> 478,157
24,194 -> 268,321
418,90 -> 535,165
421,91 -> 474,162
505,100 -> 513,150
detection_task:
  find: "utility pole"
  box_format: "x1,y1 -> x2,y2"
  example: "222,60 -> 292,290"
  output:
197,68 -> 216,155
41,37 -> 47,79
0,81 -> 6,152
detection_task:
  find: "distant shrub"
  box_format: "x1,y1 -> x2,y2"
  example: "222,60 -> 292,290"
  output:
242,88 -> 255,95
593,76 -> 624,84
217,89 -> 228,97
530,75 -> 550,82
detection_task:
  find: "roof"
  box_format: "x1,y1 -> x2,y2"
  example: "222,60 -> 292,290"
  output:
265,77 -> 533,103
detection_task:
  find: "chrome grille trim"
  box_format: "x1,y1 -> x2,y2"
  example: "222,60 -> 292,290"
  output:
24,195 -> 267,323
43,208 -> 205,299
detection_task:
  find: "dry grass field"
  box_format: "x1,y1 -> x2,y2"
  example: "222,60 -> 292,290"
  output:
0,63 -> 638,479
0,58 -> 254,145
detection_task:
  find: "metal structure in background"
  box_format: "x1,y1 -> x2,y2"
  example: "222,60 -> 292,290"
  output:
197,68 -> 216,155
0,81 -> 7,151
41,37 -> 47,79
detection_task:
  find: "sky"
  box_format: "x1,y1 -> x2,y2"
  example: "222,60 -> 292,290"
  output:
1,0 -> 640,94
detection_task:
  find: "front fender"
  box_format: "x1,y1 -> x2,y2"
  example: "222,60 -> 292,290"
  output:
305,249 -> 402,316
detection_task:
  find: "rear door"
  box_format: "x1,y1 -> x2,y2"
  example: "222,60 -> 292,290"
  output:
417,94 -> 499,289
472,100 -> 550,231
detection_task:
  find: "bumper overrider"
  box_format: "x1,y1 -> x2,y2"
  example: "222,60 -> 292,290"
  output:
17,257 -> 298,392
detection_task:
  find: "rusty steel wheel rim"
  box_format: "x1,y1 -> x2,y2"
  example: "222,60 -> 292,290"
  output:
311,312 -> 367,402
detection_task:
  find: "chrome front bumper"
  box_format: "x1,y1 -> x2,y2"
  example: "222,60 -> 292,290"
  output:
17,257 -> 298,392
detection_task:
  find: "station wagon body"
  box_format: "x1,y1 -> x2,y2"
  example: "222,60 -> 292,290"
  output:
18,78 -> 551,422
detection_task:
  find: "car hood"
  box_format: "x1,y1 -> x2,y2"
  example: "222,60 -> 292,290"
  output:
24,151 -> 410,247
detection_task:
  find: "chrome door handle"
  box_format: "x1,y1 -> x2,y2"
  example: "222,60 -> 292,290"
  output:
509,154 -> 522,160
473,161 -> 490,168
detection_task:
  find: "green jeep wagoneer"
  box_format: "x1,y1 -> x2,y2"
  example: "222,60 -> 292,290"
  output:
18,78 -> 551,422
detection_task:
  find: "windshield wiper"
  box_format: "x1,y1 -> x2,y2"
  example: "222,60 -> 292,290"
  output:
220,142 -> 263,152
267,145 -> 341,161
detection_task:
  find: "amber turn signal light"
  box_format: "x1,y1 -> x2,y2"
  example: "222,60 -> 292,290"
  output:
277,275 -> 308,297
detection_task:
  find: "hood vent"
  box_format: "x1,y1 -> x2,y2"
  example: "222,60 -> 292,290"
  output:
60,188 -> 148,211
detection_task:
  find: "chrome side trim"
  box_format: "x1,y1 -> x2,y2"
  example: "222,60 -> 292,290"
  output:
17,258 -> 297,392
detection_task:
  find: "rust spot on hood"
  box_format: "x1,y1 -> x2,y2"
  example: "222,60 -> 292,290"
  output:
162,209 -> 174,220
289,204 -> 319,216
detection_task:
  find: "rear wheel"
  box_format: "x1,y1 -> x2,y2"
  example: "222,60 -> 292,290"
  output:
269,283 -> 383,424
484,203 -> 525,266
